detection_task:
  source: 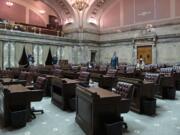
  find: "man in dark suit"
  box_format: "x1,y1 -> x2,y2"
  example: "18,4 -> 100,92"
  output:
111,51 -> 118,69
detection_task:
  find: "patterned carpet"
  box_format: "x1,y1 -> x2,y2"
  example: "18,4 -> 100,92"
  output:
0,91 -> 180,135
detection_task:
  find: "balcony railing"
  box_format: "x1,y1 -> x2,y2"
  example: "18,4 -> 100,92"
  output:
0,22 -> 63,37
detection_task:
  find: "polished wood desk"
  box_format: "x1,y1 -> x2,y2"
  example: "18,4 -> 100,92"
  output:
62,78 -> 80,84
76,85 -> 122,135
0,78 -> 26,86
62,71 -> 80,79
0,84 -> 43,127
45,75 -> 57,96
51,78 -> 79,110
158,76 -> 176,99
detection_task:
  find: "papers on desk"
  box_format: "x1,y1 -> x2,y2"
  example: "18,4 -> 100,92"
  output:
89,81 -> 99,88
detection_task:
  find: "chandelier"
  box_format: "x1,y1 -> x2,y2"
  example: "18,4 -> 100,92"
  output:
6,0 -> 14,7
72,0 -> 89,11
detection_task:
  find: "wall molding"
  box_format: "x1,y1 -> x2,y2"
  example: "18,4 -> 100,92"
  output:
0,29 -> 99,46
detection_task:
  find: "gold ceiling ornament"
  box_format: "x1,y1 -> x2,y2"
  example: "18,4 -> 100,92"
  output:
72,0 -> 89,11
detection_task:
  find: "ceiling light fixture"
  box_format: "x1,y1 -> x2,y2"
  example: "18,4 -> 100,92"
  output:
64,18 -> 74,25
39,10 -> 46,14
72,0 -> 89,11
6,0 -> 13,7
88,17 -> 97,25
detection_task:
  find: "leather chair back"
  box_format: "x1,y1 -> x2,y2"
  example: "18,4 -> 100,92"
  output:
160,67 -> 174,77
99,65 -> 107,72
115,82 -> 133,99
174,66 -> 180,73
53,64 -> 61,69
150,64 -> 158,72
0,70 -> 13,78
126,66 -> 136,74
78,72 -> 90,83
34,76 -> 47,89
144,73 -> 160,83
117,65 -> 126,74
158,64 -> 166,69
53,69 -> 62,77
18,72 -> 28,80
143,65 -> 151,72
106,69 -> 117,77
80,67 -> 88,72
72,66 -> 80,72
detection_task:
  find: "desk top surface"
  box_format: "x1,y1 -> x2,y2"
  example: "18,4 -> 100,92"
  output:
0,78 -> 26,83
45,75 -> 56,78
4,84 -> 30,93
62,78 -> 80,84
86,87 -> 120,98
143,80 -> 154,84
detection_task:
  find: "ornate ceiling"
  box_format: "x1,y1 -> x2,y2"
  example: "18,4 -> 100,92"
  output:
10,0 -> 177,32
8,0 -> 117,29
40,0 -> 115,26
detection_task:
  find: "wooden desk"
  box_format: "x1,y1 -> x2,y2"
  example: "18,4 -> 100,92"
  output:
62,78 -> 80,84
51,78 -> 78,110
175,73 -> 180,89
0,84 -> 43,127
4,84 -> 30,93
76,85 -> 122,135
62,71 -> 80,79
0,78 -> 27,86
85,87 -> 120,98
158,76 -> 176,99
45,75 -> 57,96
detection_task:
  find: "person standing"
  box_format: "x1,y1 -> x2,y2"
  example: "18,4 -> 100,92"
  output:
111,51 -> 119,69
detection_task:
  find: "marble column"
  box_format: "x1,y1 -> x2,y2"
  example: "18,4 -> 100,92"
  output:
0,41 -> 3,69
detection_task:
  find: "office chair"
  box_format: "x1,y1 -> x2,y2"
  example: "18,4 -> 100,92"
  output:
78,71 -> 90,86
27,76 -> 47,119
115,81 -> 134,129
99,69 -> 117,90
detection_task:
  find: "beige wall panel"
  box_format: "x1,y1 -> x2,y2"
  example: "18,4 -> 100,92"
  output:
63,46 -> 73,64
100,45 -> 133,64
157,43 -> 180,64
